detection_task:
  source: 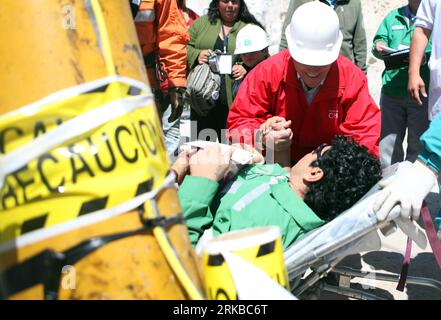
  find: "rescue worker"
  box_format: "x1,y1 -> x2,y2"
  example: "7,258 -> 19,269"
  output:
279,0 -> 367,73
226,1 -> 380,163
131,0 -> 190,123
232,24 -> 270,99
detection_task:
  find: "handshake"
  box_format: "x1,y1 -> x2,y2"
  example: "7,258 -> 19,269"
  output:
255,116 -> 293,168
257,116 -> 293,152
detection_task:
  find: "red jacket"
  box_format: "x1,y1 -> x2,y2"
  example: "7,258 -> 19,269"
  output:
227,50 -> 380,161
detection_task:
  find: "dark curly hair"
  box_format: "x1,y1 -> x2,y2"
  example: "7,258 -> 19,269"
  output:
207,0 -> 265,29
304,135 -> 381,222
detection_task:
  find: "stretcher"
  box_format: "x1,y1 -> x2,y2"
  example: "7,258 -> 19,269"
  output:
284,163 -> 441,300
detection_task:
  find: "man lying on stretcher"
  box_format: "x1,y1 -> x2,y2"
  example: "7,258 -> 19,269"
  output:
172,135 -> 382,249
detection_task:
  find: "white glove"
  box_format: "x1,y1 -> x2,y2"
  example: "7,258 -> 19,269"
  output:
374,160 -> 438,221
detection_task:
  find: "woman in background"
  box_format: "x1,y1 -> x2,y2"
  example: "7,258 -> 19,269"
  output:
187,0 -> 264,142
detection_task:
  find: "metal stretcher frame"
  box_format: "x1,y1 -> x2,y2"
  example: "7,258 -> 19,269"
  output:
291,257 -> 441,300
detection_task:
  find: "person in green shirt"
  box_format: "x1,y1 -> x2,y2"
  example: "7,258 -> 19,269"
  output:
372,0 -> 432,168
175,135 -> 381,249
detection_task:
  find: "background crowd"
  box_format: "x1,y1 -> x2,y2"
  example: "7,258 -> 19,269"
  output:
130,0 -> 441,243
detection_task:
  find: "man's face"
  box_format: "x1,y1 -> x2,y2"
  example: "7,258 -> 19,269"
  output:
218,0 -> 240,24
293,60 -> 332,89
290,144 -> 331,182
241,49 -> 268,68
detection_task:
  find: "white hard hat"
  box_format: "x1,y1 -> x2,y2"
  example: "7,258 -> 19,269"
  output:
234,24 -> 269,55
285,1 -> 343,66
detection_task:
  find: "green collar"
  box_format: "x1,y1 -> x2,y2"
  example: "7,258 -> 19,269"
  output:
270,181 -> 325,231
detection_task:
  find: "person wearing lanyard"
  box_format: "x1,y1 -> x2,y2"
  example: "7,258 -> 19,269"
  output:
186,0 -> 264,142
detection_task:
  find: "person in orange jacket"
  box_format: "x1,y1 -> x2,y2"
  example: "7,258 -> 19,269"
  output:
131,0 -> 190,123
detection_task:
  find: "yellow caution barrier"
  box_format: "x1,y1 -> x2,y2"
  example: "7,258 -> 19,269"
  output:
202,227 -> 289,300
0,0 -> 203,300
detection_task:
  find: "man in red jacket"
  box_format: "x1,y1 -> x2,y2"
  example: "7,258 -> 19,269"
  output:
226,1 -> 380,163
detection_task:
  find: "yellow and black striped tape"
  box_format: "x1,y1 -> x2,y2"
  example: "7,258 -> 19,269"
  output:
0,80 -> 169,246
202,238 -> 289,300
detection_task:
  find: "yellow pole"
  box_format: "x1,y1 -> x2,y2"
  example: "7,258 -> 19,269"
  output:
0,0 -> 147,114
0,0 -> 204,300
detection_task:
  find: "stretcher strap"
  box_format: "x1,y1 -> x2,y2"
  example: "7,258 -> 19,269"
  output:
396,237 -> 412,292
396,206 -> 441,292
421,207 -> 441,270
